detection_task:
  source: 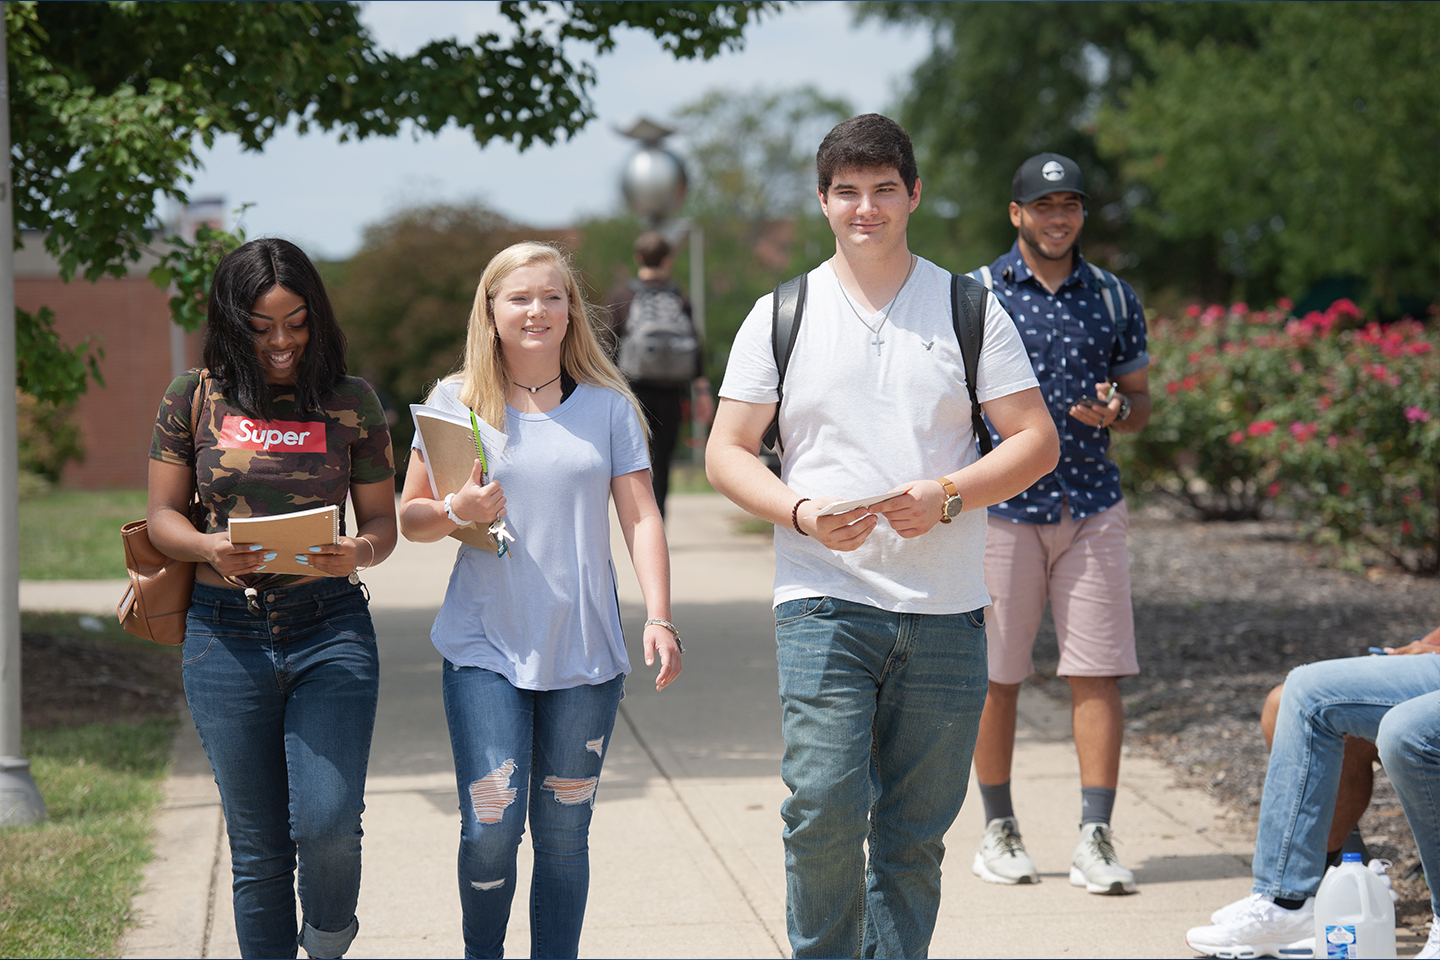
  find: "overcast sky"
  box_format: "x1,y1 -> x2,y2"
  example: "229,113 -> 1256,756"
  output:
182,1 -> 932,260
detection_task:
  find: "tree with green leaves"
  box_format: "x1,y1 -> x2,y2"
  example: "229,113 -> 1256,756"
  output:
863,1 -> 1437,311
7,0 -> 780,403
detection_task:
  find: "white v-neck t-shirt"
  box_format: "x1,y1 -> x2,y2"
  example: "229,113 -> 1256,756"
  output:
720,256 -> 1038,614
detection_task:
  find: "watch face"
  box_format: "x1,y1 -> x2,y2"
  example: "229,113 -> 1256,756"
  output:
944,496 -> 963,519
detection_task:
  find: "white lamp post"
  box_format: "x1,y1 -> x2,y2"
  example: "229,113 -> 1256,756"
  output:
0,2 -> 48,827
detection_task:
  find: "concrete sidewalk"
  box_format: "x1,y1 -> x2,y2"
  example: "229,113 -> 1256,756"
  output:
31,493 -> 1276,958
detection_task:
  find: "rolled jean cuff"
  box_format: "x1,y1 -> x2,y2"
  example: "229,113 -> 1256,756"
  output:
300,916 -> 358,959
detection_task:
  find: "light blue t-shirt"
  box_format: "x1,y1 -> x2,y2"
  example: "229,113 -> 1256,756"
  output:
419,380 -> 651,690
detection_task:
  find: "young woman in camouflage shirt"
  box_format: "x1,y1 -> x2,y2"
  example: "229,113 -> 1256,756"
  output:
399,241 -> 681,959
147,238 -> 397,959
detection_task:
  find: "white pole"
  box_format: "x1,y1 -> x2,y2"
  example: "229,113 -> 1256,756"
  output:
0,0 -> 47,827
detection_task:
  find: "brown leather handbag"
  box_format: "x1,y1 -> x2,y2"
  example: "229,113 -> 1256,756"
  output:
117,371 -> 210,645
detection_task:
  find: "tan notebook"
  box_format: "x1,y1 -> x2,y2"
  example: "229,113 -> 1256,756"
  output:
228,504 -> 340,577
410,403 -> 509,553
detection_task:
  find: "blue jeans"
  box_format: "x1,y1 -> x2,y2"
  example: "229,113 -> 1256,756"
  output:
183,579 -> 379,959
1254,653 -> 1440,915
442,664 -> 624,960
774,596 -> 989,959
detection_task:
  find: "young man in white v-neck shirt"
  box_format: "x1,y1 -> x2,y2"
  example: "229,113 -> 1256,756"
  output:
706,114 -> 1060,960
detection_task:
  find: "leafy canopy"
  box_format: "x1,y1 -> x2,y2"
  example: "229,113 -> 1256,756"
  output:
7,0 -> 779,402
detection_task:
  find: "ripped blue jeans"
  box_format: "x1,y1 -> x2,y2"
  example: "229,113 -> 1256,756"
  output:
442,664 -> 624,960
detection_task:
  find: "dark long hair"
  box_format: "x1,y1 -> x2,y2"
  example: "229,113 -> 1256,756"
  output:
202,238 -> 347,418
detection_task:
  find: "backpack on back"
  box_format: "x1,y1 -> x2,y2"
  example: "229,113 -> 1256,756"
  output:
762,271 -> 993,459
617,280 -> 699,386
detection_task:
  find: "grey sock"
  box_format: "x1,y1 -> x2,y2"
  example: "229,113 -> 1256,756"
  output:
978,781 -> 1014,824
1080,786 -> 1116,826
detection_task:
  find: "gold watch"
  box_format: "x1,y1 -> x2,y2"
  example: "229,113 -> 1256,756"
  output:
937,477 -> 962,524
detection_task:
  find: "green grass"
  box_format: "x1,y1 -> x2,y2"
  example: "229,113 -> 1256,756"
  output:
0,718 -> 176,959
669,462 -> 715,495
19,489 -> 146,580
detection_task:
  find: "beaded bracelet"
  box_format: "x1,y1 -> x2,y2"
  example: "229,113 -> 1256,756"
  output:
792,497 -> 811,536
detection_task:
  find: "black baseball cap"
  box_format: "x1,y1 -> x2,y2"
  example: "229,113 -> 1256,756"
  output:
1012,153 -> 1088,204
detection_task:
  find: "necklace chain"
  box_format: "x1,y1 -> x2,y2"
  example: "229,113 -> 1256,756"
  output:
838,255 -> 918,343
512,372 -> 562,394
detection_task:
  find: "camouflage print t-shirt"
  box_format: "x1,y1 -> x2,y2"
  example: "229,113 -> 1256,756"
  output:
150,369 -> 395,588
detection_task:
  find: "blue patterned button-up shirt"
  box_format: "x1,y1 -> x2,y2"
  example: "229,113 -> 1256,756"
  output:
984,242 -> 1149,524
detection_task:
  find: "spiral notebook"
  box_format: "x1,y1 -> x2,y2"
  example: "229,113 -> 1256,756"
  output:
228,504 -> 340,576
410,403 -> 510,553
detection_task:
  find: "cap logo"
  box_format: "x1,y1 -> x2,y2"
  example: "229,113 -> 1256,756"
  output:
1042,160 -> 1065,181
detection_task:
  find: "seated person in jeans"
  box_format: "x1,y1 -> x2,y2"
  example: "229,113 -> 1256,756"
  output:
1186,623 -> 1440,959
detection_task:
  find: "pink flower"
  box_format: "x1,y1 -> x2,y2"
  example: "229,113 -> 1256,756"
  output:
1166,381 -> 1180,395
1340,483 -> 1351,495
1326,435 -> 1340,448
1326,298 -> 1363,321
1202,304 -> 1225,325
1277,297 -> 1294,312
1266,482 -> 1281,498
1289,422 -> 1318,443
1247,420 -> 1277,438
1185,304 -> 1202,319
1402,521 -> 1413,535
1231,302 -> 1249,316
1228,430 -> 1245,446
1183,376 -> 1198,391
1405,406 -> 1432,423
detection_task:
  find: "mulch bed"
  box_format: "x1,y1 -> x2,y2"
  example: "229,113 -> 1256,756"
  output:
1028,506 -> 1440,927
21,631 -> 183,730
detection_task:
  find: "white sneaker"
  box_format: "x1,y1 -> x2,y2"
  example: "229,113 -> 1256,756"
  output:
972,816 -> 1039,884
1366,858 -> 1399,903
1416,914 -> 1440,960
1186,893 -> 1316,959
1069,822 -> 1136,894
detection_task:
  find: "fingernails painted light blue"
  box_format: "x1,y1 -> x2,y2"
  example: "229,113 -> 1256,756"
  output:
249,544 -> 264,551
309,546 -> 323,552
256,565 -> 267,572
263,553 -> 278,561
295,557 -> 309,565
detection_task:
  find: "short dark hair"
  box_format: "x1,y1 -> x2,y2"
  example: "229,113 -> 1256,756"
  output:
634,231 -> 672,268
203,238 -> 347,419
816,114 -> 919,196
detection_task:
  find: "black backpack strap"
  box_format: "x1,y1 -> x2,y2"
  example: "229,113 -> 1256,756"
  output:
763,273 -> 807,452
951,273 -> 993,457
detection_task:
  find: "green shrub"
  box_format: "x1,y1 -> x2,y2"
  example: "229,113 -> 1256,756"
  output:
1113,299 -> 1438,572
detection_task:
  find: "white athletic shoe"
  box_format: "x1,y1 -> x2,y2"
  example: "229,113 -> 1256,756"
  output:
972,816 -> 1040,884
1069,822 -> 1136,894
1186,893 -> 1316,959
1367,858 -> 1399,903
1416,914 -> 1440,960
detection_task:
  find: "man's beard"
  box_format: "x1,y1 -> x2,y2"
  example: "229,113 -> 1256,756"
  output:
1019,216 -> 1077,262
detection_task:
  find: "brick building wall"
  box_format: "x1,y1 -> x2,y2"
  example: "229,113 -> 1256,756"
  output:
15,234 -> 203,490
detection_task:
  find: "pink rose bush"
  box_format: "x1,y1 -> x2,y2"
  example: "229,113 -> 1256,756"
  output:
1111,300 -> 1438,572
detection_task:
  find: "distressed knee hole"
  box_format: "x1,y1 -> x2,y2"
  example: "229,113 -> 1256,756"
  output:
585,737 -> 605,757
470,878 -> 506,891
542,775 -> 599,806
469,759 -> 518,824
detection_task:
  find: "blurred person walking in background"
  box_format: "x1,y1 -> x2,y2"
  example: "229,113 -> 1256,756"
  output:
604,231 -> 713,517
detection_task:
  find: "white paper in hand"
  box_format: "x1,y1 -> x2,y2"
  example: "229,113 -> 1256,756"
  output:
815,491 -> 903,517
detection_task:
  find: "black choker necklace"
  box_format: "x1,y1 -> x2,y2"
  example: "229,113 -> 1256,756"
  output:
513,372 -> 562,394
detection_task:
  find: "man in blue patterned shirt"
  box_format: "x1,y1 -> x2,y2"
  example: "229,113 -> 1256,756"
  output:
966,153 -> 1154,896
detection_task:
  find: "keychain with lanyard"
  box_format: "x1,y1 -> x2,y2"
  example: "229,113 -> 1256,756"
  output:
471,410 -> 515,557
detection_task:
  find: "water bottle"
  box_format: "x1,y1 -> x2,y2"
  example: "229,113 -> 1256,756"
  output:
1314,852 -> 1396,958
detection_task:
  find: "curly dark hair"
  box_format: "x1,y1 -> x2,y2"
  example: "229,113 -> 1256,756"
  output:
202,238 -> 347,418
816,113 -> 919,197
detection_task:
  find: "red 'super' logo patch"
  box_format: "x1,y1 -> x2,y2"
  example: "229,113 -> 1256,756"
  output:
216,416 -> 327,452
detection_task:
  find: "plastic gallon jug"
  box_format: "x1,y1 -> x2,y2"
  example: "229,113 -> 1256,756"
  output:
1314,852 -> 1396,959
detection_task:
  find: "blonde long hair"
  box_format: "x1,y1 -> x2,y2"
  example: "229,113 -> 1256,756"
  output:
438,241 -> 646,437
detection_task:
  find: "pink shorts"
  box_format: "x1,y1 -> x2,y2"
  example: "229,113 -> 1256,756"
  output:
983,501 -> 1138,684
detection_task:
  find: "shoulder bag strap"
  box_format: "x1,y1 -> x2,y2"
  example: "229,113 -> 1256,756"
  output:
951,273 -> 993,457
763,273 -> 807,453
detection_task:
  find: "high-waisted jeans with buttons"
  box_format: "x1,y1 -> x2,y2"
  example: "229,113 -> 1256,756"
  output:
183,578 -> 379,960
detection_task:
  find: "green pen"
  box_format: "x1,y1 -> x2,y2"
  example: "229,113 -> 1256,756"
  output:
469,409 -> 487,481
469,410 -> 508,558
